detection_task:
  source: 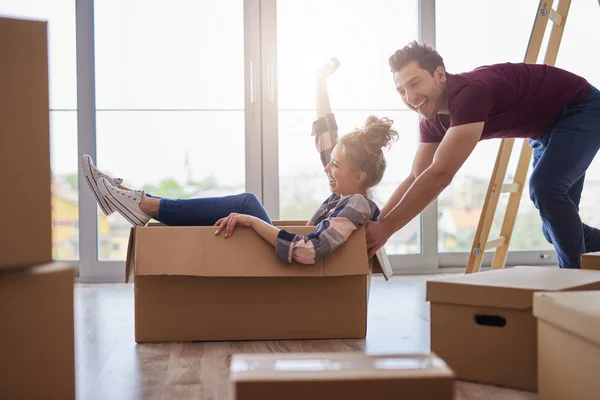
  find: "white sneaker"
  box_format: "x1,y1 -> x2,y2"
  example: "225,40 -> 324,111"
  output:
97,177 -> 150,227
81,154 -> 124,215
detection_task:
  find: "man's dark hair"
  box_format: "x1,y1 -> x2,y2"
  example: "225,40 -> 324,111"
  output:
388,41 -> 445,76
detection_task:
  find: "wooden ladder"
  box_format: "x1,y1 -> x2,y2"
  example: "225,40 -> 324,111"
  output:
465,0 -> 572,274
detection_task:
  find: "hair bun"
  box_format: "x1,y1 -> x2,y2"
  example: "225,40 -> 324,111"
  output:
361,116 -> 398,150
365,115 -> 381,127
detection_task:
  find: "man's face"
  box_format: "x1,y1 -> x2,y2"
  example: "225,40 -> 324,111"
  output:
393,61 -> 446,119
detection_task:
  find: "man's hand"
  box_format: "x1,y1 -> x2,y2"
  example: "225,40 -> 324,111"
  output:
214,213 -> 254,238
366,220 -> 394,258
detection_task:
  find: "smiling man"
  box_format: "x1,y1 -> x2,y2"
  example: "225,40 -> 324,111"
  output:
366,41 -> 600,269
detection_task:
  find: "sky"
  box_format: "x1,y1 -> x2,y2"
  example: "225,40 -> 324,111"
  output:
2,0 -> 600,190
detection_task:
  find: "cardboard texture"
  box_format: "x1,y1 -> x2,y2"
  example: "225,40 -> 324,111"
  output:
0,17 -> 52,269
230,352 -> 455,400
426,266 -> 600,391
582,251 -> 600,270
0,263 -> 75,400
533,291 -> 600,400
127,224 -> 375,342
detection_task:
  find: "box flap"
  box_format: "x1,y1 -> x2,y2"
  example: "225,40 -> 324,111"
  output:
322,227 -> 369,277
135,225 -> 324,277
133,225 -> 370,278
230,352 -> 454,382
124,227 -> 135,283
273,220 -> 308,227
533,291 -> 600,348
426,266 -> 600,310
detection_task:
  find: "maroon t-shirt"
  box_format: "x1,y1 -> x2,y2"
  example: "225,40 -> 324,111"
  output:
420,63 -> 591,142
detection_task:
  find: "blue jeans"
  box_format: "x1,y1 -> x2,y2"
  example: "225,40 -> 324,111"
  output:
146,192 -> 272,226
528,85 -> 600,268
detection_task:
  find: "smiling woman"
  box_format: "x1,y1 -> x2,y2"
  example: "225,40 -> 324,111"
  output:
275,0 -> 422,255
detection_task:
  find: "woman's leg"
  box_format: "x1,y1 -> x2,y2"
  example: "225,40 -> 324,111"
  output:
144,192 -> 272,226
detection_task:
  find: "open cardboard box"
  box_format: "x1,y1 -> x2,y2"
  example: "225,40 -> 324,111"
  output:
427,266 -> 600,391
534,291 -> 600,400
230,352 -> 455,400
125,221 -> 387,342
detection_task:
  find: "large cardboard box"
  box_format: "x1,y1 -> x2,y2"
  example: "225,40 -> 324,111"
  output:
230,352 -> 455,400
0,262 -> 75,400
582,252 -> 600,270
0,16 -> 52,269
127,224 -> 379,342
533,291 -> 600,400
426,266 -> 600,391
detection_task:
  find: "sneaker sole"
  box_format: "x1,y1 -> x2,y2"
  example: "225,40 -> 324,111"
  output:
101,182 -> 148,227
81,156 -> 113,216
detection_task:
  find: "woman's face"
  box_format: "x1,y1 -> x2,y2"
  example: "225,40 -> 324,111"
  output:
324,145 -> 366,196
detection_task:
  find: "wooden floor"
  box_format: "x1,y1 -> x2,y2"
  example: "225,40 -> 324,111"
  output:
75,275 -> 537,400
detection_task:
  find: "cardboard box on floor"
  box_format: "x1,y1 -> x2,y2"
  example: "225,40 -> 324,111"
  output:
426,266 -> 600,391
0,262 -> 75,400
230,352 -> 455,400
533,291 -> 600,400
0,16 -> 52,269
126,223 -> 384,342
582,252 -> 600,270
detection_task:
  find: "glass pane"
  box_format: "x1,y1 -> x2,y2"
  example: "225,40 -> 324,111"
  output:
276,0 -> 420,254
96,111 -> 246,261
94,0 -> 243,109
435,0 -> 561,252
50,111 -> 80,260
0,0 -> 77,109
94,0 -> 245,261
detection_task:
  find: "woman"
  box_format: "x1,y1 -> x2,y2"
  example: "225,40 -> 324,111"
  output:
82,59 -> 398,264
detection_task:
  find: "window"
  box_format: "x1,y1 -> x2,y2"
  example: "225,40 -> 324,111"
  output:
275,0 -> 421,254
0,1 -> 78,260
93,0 -> 245,260
436,0 -> 558,253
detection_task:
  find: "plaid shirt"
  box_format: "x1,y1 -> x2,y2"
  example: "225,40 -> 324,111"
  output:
275,113 -> 381,265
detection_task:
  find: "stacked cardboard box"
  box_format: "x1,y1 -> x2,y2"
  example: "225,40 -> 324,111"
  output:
582,252 -> 600,270
230,352 -> 455,400
0,16 -> 76,400
534,291 -> 600,400
427,266 -> 600,391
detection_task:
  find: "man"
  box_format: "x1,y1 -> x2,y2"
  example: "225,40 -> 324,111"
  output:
366,41 -> 600,269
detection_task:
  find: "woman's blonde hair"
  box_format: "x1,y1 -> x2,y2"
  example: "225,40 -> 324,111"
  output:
338,116 -> 399,191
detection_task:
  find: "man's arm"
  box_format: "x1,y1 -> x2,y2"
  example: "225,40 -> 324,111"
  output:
380,142 -> 439,219
382,122 -> 484,233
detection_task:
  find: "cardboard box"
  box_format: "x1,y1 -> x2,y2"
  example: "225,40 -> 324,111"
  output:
127,224 -> 380,342
0,262 -> 75,400
533,291 -> 600,400
426,266 -> 600,391
582,252 -> 600,270
0,17 -> 52,269
230,352 -> 455,400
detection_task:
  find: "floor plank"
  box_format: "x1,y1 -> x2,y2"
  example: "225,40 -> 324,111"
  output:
75,276 -> 536,400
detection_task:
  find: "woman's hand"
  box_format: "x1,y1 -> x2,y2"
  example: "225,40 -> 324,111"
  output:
214,213 -> 254,238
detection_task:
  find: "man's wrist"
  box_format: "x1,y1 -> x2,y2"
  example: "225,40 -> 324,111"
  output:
381,219 -> 396,238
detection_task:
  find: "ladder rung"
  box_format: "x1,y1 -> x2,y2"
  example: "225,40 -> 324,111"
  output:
501,183 -> 521,193
485,236 -> 506,250
549,9 -> 564,26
